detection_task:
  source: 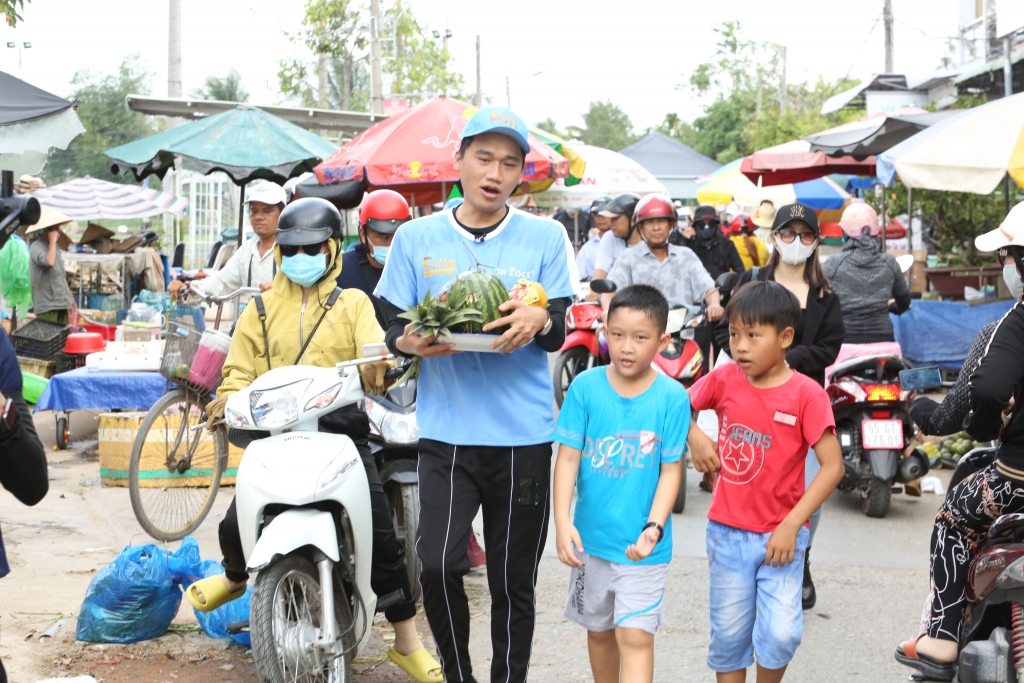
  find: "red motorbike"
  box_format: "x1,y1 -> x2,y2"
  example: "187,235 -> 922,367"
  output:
552,296 -> 606,408
827,355 -> 931,518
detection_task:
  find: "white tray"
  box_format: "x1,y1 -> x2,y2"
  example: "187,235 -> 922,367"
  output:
86,352 -> 162,372
438,332 -> 508,353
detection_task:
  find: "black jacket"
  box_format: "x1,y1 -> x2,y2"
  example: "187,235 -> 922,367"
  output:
678,232 -> 745,280
714,265 -> 845,387
966,302 -> 1024,473
335,245 -> 387,329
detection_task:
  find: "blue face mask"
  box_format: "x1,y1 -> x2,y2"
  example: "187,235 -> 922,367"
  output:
281,252 -> 327,287
370,244 -> 389,265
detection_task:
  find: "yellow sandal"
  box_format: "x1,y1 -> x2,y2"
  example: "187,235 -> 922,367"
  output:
185,575 -> 247,613
388,647 -> 444,683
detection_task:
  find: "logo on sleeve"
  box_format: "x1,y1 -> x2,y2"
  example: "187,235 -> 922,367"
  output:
718,417 -> 770,485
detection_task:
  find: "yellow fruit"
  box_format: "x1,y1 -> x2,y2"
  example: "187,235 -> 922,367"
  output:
508,279 -> 548,309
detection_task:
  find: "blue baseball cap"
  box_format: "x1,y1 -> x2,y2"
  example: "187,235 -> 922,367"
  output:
460,107 -> 531,156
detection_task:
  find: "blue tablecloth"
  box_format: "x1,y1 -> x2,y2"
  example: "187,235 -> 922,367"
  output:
34,368 -> 167,413
892,298 -> 1016,369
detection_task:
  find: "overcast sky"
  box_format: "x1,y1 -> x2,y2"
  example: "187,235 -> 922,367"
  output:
1,0 -> 963,132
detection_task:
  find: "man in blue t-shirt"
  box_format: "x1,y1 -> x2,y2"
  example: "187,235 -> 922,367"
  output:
375,106 -> 577,683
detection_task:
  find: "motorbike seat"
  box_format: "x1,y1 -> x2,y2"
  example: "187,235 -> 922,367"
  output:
828,355 -> 910,384
947,447 -> 998,495
987,512 -> 1024,546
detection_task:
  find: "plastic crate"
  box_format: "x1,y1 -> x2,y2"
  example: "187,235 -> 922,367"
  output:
11,319 -> 71,360
160,323 -> 202,382
167,304 -> 206,332
18,355 -> 56,379
56,352 -> 88,374
79,320 -> 117,341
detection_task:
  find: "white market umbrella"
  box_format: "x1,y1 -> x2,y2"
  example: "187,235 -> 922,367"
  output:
0,71 -> 85,178
531,144 -> 666,208
877,92 -> 1024,194
32,177 -> 188,221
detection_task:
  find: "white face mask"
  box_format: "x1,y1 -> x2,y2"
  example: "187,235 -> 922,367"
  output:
1004,262 -> 1023,300
774,235 -> 816,265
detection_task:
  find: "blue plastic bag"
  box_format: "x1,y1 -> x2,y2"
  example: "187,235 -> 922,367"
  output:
76,537 -> 202,643
192,559 -> 252,646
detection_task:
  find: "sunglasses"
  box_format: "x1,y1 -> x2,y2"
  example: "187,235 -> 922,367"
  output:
695,221 -> 719,230
775,228 -> 818,245
998,246 -> 1022,267
279,242 -> 326,257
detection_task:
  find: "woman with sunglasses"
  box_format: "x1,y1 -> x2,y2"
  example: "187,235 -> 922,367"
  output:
895,206 -> 1024,681
713,203 -> 845,611
822,203 -> 911,383
187,198 -> 444,683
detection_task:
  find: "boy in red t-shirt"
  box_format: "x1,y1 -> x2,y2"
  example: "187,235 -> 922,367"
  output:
687,281 -> 844,683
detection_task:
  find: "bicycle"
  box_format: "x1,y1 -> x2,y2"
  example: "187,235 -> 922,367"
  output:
128,286 -> 259,541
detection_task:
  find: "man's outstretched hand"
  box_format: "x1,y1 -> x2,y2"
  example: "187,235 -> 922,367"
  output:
482,300 -> 549,353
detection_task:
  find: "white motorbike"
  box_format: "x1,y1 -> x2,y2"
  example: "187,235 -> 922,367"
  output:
222,344 -> 393,683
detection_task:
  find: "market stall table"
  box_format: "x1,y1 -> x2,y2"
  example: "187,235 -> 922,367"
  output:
33,367 -> 167,448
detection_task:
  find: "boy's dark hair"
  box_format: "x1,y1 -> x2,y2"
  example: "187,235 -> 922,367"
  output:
607,284 -> 668,334
458,135 -> 526,168
725,281 -> 800,333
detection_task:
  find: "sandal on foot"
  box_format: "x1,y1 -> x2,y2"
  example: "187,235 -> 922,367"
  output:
699,472 -> 714,493
894,635 -> 955,681
185,575 -> 247,613
388,647 -> 443,683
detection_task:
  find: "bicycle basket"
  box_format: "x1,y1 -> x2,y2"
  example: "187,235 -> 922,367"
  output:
160,323 -> 202,382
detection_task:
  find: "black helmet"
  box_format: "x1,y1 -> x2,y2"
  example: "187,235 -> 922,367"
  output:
276,197 -> 342,246
590,195 -> 612,213
598,193 -> 641,220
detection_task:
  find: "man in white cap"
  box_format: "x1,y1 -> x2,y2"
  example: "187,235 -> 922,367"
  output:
168,180 -> 285,299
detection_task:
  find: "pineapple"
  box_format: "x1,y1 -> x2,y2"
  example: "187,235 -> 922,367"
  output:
394,284 -> 483,383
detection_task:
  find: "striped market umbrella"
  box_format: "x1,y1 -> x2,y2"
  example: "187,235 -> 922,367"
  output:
528,127 -> 586,186
32,177 -> 188,221
697,162 -> 850,210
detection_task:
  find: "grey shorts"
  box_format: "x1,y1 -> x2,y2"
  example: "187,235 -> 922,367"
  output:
563,551 -> 670,635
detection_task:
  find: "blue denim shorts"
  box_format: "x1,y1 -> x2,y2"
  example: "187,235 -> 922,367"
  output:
706,520 -> 808,672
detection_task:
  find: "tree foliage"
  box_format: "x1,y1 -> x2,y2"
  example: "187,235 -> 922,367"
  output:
1,0 -> 28,27
684,21 -> 862,163
191,69 -> 248,102
278,0 -> 467,112
565,101 -> 638,151
534,118 -> 567,140
43,55 -> 159,185
864,181 -> 1015,266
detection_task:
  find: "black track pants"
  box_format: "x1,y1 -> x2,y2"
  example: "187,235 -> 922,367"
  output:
416,439 -> 552,683
219,436 -> 417,624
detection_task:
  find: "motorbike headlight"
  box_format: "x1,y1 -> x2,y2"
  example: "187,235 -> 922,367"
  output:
226,407 -> 251,427
381,411 -> 419,445
304,382 -> 343,412
250,379 -> 312,429
317,452 -> 360,490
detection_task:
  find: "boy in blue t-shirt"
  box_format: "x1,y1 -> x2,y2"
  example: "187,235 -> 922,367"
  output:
553,284 -> 690,683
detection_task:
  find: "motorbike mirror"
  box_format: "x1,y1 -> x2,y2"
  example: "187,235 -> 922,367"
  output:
715,271 -> 740,292
589,278 -> 617,295
899,366 -> 943,391
362,342 -> 389,358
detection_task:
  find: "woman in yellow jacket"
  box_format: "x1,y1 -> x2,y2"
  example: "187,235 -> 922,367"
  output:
187,198 -> 443,683
729,213 -> 769,270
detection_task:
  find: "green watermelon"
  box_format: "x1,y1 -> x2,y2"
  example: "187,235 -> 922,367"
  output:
450,269 -> 509,334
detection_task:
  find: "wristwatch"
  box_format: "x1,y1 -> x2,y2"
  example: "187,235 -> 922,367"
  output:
539,312 -> 553,336
642,521 -> 664,543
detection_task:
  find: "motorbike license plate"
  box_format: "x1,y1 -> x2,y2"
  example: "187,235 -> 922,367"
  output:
861,420 -> 903,449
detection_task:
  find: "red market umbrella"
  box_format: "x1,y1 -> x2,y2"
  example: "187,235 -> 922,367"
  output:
310,96 -> 568,207
740,138 -> 876,186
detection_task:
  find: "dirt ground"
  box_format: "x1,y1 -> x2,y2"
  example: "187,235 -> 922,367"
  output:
0,409 -> 454,683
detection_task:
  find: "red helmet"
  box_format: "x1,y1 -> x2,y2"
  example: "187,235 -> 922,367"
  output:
632,193 -> 677,226
359,190 -> 411,234
729,214 -> 755,235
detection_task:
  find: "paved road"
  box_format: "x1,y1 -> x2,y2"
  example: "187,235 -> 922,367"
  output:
4,400 -> 948,682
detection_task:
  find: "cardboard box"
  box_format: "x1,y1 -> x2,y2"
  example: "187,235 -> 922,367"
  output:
98,412 -> 243,487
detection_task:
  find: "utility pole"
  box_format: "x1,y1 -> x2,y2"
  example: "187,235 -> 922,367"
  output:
779,46 -> 788,113
317,53 -> 328,108
370,0 -> 383,115
1005,36 -> 1014,97
168,0 -> 182,98
506,76 -> 510,109
475,35 -> 482,106
883,0 -> 894,72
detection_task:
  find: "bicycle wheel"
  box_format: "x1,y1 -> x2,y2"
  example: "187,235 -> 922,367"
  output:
129,388 -> 228,540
